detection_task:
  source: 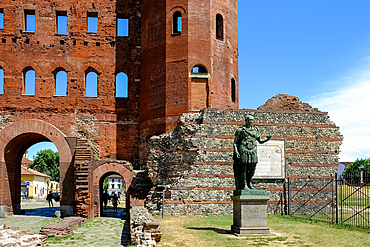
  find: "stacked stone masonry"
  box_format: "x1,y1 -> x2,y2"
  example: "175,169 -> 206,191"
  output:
145,101 -> 343,215
0,223 -> 47,247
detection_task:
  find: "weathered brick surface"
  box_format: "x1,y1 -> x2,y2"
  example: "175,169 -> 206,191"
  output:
0,0 -> 239,218
140,0 -> 239,138
0,223 -> 47,246
0,0 -> 141,161
0,0 -> 141,217
40,217 -> 86,238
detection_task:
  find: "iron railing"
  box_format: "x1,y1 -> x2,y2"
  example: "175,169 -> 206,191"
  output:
338,171 -> 370,228
275,172 -> 370,228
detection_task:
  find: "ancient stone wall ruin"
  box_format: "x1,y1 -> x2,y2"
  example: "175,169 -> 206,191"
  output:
0,0 -> 239,218
145,96 -> 343,215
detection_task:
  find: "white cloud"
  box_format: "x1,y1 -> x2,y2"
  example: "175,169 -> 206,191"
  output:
308,66 -> 370,162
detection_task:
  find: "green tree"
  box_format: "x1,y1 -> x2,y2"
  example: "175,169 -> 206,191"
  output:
343,158 -> 370,177
29,149 -> 59,182
103,177 -> 109,190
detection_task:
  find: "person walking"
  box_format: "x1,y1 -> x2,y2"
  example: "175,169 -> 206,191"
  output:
46,191 -> 54,208
102,190 -> 108,211
112,193 -> 119,212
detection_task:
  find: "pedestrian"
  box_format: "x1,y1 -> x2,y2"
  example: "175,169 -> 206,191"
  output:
46,191 -> 53,208
112,193 -> 119,212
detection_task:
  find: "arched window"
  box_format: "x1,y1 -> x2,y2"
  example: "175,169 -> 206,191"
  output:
231,78 -> 236,103
55,70 -> 67,96
116,72 -> 128,98
0,68 -> 4,94
173,11 -> 182,34
24,69 -> 35,95
191,65 -> 208,74
86,71 -> 98,97
216,14 -> 223,40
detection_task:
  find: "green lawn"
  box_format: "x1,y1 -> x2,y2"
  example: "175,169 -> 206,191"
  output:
155,215 -> 370,247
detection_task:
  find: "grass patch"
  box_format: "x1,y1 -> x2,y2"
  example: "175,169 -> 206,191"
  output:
156,214 -> 370,247
46,237 -> 63,244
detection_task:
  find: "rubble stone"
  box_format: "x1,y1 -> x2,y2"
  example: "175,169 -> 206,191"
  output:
145,100 -> 342,215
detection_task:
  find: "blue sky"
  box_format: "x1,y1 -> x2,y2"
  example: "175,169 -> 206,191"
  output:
27,142 -> 58,160
238,1 -> 370,161
26,1 -> 370,162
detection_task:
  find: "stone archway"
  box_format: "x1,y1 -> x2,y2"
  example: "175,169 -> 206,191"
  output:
0,119 -> 74,216
91,161 -> 133,218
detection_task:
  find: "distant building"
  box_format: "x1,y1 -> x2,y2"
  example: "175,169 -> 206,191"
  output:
21,154 -> 58,199
107,175 -> 125,200
337,162 -> 353,178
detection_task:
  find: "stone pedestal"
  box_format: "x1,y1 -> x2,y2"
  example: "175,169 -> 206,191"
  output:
231,190 -> 272,236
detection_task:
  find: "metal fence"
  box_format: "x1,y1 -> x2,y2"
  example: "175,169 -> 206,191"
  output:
338,171 -> 370,227
275,172 -> 370,228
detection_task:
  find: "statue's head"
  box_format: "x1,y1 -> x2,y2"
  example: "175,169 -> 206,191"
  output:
245,115 -> 254,127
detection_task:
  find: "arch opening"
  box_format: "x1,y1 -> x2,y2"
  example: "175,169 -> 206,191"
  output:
231,78 -> 236,103
99,172 -> 126,218
20,142 -> 60,216
0,120 -> 73,217
190,65 -> 209,111
191,65 -> 208,75
55,70 -> 67,96
173,11 -> 182,34
4,134 -> 60,215
86,70 -> 98,97
216,14 -> 224,40
24,68 -> 35,95
91,162 -> 133,218
115,72 -> 128,98
0,68 -> 4,94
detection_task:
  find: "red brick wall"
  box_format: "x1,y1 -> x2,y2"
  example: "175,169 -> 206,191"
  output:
140,0 -> 239,138
0,0 -> 141,160
0,0 -> 240,216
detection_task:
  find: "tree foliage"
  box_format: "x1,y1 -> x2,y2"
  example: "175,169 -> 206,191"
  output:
343,158 -> 370,177
103,177 -> 109,190
28,149 -> 60,182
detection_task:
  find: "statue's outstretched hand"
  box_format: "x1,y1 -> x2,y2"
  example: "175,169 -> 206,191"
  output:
235,151 -> 240,159
267,134 -> 272,140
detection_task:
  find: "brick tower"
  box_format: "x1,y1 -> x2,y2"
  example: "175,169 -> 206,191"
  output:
140,0 -> 239,138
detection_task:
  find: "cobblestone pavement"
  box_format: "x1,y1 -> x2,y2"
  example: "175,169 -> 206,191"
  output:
21,199 -> 61,217
0,200 -> 131,246
0,200 -> 61,234
46,217 -> 130,247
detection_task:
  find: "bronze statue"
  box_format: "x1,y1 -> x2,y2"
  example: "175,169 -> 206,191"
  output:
233,115 -> 271,190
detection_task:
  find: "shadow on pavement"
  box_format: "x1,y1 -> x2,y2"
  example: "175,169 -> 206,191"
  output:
22,206 -> 60,217
101,206 -> 126,219
121,220 -> 131,247
20,200 -> 60,217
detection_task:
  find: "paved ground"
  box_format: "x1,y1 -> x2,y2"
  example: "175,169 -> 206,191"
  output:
0,200 -> 131,246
